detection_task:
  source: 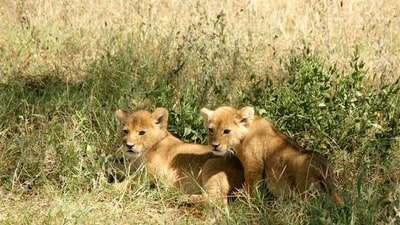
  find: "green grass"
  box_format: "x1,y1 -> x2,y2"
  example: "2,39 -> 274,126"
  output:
1,1 -> 400,224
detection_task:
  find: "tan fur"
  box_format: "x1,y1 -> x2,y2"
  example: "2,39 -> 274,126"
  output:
201,106 -> 342,204
115,108 -> 244,204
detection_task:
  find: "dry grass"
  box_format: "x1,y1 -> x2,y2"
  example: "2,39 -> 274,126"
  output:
1,0 -> 399,83
0,180 -> 211,224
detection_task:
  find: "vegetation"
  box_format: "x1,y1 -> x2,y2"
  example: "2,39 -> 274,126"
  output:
1,1 -> 399,224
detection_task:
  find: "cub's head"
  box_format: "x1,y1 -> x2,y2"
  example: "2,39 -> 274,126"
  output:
200,106 -> 254,156
115,108 -> 169,160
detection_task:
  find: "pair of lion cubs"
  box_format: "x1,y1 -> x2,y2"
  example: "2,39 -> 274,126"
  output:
116,106 -> 342,205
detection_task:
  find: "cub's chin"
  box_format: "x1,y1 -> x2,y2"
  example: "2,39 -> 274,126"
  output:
211,148 -> 228,156
125,149 -> 143,159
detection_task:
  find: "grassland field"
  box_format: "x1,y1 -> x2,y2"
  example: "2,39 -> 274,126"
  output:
0,0 -> 399,224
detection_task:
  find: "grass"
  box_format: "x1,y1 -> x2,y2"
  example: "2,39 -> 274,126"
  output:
1,0 -> 400,224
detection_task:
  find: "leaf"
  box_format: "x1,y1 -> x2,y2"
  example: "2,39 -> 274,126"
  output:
86,144 -> 96,156
357,165 -> 367,196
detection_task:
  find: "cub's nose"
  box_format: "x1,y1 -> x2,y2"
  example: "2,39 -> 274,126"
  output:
211,143 -> 220,149
126,143 -> 135,149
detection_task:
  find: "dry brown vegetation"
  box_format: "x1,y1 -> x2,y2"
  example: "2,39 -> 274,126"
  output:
1,0 -> 399,82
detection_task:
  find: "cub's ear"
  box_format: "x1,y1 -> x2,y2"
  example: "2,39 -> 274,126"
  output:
236,106 -> 254,127
200,108 -> 214,120
152,107 -> 169,130
115,109 -> 128,122
200,108 -> 214,125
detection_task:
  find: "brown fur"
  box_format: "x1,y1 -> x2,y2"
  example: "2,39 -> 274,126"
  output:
115,107 -> 244,204
201,106 -> 342,204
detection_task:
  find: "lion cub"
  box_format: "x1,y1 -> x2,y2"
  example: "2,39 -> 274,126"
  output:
115,107 -> 244,204
201,106 -> 342,204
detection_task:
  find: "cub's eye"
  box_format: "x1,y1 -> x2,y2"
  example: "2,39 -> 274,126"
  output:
123,129 -> 129,134
208,128 -> 214,134
223,129 -> 231,134
138,130 -> 146,136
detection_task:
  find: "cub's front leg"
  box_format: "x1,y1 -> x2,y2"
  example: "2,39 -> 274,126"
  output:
242,162 -> 264,196
237,146 -> 264,196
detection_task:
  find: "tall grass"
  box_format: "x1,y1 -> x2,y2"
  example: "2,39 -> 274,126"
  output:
1,0 -> 399,224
